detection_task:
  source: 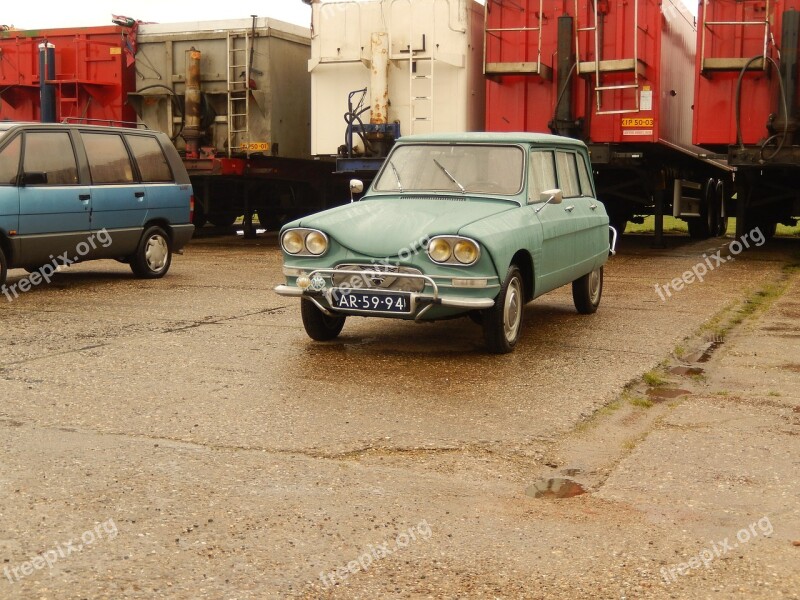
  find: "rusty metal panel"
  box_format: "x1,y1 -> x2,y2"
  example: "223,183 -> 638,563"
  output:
0,26 -> 135,124
133,18 -> 311,159
309,0 -> 486,157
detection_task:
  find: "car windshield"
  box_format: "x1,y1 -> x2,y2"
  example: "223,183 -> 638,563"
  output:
374,143 -> 524,195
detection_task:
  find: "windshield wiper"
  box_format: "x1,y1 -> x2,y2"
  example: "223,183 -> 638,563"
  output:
389,161 -> 404,193
433,159 -> 465,193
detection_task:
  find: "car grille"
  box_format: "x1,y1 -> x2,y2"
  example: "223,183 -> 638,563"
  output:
332,264 -> 425,292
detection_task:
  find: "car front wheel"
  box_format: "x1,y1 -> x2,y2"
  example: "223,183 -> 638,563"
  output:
300,298 -> 346,341
483,265 -> 524,354
130,226 -> 172,278
572,266 -> 603,314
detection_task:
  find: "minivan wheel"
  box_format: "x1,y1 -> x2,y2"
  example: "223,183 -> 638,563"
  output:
482,265 -> 524,354
0,246 -> 7,287
130,226 -> 172,278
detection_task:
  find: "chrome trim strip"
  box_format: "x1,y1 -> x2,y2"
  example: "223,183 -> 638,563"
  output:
274,284 -> 304,297
609,226 -> 618,256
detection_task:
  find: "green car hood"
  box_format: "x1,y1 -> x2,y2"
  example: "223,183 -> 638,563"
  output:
298,196 -> 517,257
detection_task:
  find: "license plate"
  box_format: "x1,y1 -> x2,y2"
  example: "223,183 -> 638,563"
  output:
333,290 -> 411,314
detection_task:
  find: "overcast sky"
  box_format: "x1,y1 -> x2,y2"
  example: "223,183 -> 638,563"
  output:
1,0 -> 693,31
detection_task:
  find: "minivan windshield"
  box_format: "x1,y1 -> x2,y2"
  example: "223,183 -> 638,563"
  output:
374,144 -> 524,196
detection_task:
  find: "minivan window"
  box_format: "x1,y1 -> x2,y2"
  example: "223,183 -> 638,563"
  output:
0,135 -> 21,185
126,135 -> 173,182
23,132 -> 79,185
83,133 -> 134,184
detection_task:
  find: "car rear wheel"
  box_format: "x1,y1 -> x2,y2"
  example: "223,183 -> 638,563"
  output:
300,298 -> 346,341
572,266 -> 603,314
130,226 -> 172,279
482,265 -> 524,354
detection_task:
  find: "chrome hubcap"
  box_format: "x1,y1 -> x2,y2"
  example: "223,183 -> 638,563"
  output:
503,276 -> 522,342
589,268 -> 601,304
145,235 -> 168,271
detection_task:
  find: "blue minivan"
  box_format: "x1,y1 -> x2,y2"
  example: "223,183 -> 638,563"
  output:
0,122 -> 194,287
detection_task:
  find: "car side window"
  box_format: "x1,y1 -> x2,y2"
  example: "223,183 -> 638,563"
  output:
528,150 -> 557,202
576,153 -> 594,197
23,132 -> 79,185
0,135 -> 21,185
555,151 -> 580,198
82,133 -> 134,184
126,135 -> 174,182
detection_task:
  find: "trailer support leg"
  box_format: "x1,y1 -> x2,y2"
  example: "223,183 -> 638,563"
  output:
735,179 -> 748,240
652,189 -> 666,249
243,187 -> 256,239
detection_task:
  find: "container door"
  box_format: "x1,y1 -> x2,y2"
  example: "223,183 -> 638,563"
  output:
18,130 -> 91,267
81,131 -> 146,257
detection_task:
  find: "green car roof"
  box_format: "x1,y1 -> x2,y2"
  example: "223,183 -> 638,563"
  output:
395,131 -> 589,149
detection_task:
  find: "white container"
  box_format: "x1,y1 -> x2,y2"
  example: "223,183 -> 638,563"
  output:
309,0 -> 486,157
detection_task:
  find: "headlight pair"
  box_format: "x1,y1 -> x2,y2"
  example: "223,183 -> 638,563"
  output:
281,228 -> 329,256
427,236 -> 480,266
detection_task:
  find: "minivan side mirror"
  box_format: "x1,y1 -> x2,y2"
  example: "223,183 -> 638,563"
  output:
534,188 -> 563,213
349,179 -> 364,203
21,171 -> 48,186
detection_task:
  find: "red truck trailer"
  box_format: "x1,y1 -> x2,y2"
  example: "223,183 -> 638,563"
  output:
694,0 -> 800,238
484,0 -> 732,243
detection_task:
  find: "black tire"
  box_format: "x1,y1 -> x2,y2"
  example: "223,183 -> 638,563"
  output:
482,265 -> 524,354
687,216 -> 710,240
300,298 -> 346,341
130,226 -> 172,279
572,266 -> 603,314
192,202 -> 208,228
0,246 -> 7,287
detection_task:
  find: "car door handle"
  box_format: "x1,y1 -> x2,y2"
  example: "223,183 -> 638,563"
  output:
564,205 -> 575,212
590,203 -> 597,210
79,194 -> 90,201
135,192 -> 145,198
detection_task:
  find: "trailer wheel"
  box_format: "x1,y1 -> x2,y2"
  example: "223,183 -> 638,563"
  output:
300,298 -> 346,341
572,266 -> 603,314
209,212 -> 238,228
130,226 -> 172,279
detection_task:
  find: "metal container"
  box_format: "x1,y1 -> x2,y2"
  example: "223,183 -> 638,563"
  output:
484,0 -> 697,149
0,26 -> 135,124
131,18 -> 311,159
308,0 -> 486,158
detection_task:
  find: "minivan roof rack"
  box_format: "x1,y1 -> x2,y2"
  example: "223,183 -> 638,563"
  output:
60,117 -> 149,129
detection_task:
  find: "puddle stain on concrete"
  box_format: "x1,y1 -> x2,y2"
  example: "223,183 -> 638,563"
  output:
526,478 -> 587,499
647,387 -> 692,401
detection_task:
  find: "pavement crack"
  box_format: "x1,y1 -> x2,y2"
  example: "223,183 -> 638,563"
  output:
0,343 -> 110,369
161,305 -> 290,333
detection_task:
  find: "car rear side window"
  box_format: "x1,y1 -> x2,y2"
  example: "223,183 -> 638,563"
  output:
556,151 -> 580,198
126,135 -> 173,182
23,132 -> 79,185
528,150 -> 557,202
0,135 -> 21,185
577,154 -> 594,196
83,133 -> 134,184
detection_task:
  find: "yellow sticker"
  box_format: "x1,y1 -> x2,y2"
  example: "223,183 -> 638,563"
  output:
621,117 -> 654,127
110,47 -> 122,55
239,142 -> 270,152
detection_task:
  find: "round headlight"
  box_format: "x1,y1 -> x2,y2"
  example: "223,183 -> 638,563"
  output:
282,230 -> 304,254
428,238 -> 452,262
305,231 -> 328,255
454,239 -> 479,264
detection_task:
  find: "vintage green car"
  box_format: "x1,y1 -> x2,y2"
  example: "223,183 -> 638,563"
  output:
274,132 -> 614,353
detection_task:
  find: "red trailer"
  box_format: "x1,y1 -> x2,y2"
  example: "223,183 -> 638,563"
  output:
693,0 -> 800,238
0,26 -> 135,124
484,0 -> 732,242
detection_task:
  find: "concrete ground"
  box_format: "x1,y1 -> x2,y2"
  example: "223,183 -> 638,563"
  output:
0,231 -> 798,599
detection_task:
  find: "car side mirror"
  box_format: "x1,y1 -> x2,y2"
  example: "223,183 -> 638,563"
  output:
21,171 -> 48,186
534,188 -> 563,213
349,179 -> 364,203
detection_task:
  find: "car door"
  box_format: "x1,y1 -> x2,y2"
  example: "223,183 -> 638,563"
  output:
530,149 -> 578,293
571,149 -> 609,273
125,133 -> 183,224
18,130 -> 91,267
80,130 -> 146,257
0,134 -> 22,257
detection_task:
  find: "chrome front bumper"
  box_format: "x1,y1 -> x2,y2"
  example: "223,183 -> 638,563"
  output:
274,267 -> 495,320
